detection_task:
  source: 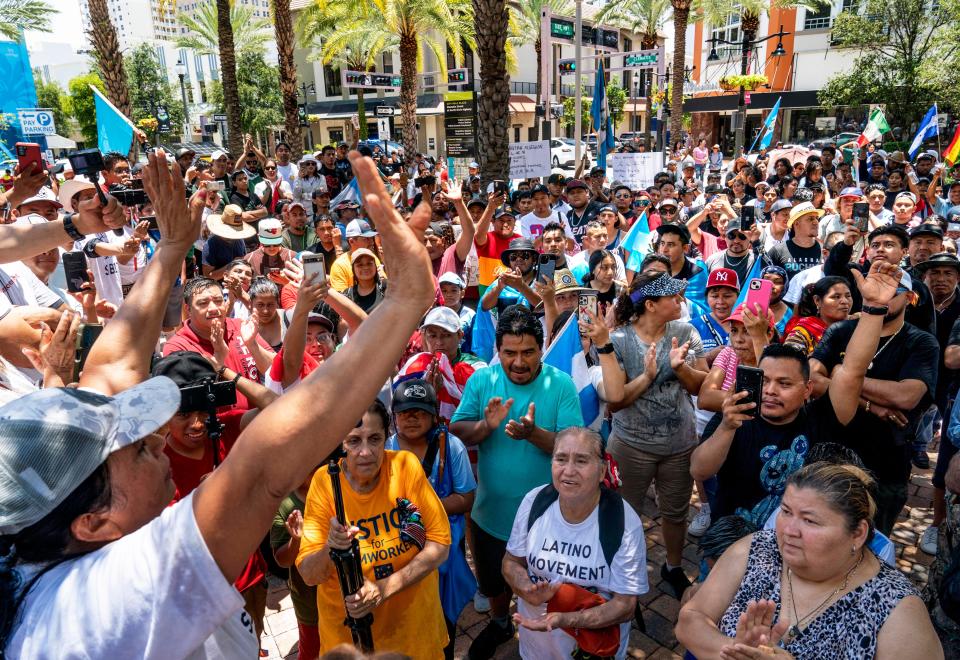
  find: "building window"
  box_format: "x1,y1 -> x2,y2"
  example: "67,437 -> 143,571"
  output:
841,0 -> 860,12
803,3 -> 833,29
710,13 -> 741,57
381,52 -> 393,74
622,37 -> 632,89
324,64 -> 342,97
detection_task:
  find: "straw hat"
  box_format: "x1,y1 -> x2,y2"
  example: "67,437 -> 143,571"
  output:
206,204 -> 256,239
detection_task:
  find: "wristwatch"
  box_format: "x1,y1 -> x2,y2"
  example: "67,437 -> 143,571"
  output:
596,343 -> 615,354
62,212 -> 85,241
861,304 -> 889,316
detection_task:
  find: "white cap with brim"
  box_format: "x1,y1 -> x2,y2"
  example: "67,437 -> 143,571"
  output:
207,204 -> 256,240
57,179 -> 96,211
17,186 -> 62,210
0,377 -> 181,535
421,306 -> 462,333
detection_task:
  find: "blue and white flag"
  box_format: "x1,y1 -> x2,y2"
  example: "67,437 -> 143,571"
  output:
734,256 -> 765,308
621,211 -> 653,271
590,61 -> 616,170
543,314 -> 601,428
91,85 -> 135,155
470,304 -> 497,364
329,176 -> 361,209
749,97 -> 781,153
908,105 -> 939,159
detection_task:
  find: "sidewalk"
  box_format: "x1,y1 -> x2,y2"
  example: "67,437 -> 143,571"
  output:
260,452 -> 940,659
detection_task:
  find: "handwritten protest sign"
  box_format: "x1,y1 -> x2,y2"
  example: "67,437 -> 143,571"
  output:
509,141 -> 551,179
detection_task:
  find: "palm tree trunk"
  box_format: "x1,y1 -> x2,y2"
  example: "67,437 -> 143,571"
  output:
398,33 -> 419,169
669,1 -> 690,149
86,0 -> 131,120
273,0 -> 302,159
217,0 -> 243,156
473,0 -> 511,182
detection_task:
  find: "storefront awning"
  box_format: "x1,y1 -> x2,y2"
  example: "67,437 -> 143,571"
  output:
683,90 -> 820,113
509,96 -> 537,114
306,94 -> 445,120
46,134 -> 76,149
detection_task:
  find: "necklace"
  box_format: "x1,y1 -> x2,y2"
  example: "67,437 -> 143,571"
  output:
725,252 -> 749,267
867,321 -> 903,370
936,290 -> 957,313
782,551 -> 864,645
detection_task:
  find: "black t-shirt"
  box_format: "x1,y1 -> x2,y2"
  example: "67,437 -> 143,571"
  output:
765,239 -> 822,278
566,201 -> 602,244
703,396 -> 838,525
306,242 -> 338,275
335,157 -> 353,180
319,164 -> 345,198
229,190 -> 264,213
812,319 -> 939,483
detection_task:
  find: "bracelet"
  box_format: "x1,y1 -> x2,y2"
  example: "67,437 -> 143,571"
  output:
216,366 -> 228,379
596,343 -> 615,354
865,400 -> 872,413
232,372 -> 241,386
62,212 -> 85,241
861,304 -> 889,316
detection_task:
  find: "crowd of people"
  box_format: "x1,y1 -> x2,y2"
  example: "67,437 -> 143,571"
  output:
0,130 -> 958,660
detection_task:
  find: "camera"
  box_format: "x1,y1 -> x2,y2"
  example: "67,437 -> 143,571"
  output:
179,378 -> 238,413
67,148 -> 105,177
111,179 -> 150,207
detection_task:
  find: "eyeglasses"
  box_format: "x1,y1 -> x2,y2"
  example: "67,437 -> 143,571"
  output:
310,332 -> 334,343
615,193 -> 633,199
264,166 -> 277,171
509,252 -> 535,261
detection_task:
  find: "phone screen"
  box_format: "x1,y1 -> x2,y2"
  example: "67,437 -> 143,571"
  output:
62,252 -> 90,293
735,365 -> 763,418
538,254 -> 557,283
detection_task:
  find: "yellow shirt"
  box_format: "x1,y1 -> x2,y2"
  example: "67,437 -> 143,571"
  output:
329,251 -> 383,292
297,451 -> 451,659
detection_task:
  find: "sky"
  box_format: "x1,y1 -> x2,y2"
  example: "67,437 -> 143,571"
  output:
26,0 -> 85,51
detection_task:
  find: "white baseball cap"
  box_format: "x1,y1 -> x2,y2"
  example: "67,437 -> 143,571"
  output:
421,306 -> 461,333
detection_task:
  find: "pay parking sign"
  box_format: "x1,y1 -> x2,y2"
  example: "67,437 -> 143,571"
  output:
18,109 -> 56,136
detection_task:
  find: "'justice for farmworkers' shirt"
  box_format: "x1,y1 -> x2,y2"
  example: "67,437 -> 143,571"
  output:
506,485 -> 649,660
451,363 -> 584,541
297,451 -> 452,659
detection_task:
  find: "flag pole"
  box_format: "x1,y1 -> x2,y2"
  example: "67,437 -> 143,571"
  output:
936,104 -> 942,157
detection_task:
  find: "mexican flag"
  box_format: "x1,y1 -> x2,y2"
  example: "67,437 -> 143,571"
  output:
856,108 -> 891,147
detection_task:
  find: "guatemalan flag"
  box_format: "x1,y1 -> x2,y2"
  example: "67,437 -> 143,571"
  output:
621,210 -> 654,272
543,314 -> 601,429
91,85 -> 135,155
329,176 -> 361,209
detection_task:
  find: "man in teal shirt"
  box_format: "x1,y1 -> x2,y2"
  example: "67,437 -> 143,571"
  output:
451,304 -> 583,660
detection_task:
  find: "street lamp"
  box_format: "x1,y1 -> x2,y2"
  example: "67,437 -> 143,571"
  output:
175,59 -> 190,143
707,24 -> 789,154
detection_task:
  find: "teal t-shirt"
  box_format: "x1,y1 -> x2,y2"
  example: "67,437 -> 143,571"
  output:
451,363 -> 584,540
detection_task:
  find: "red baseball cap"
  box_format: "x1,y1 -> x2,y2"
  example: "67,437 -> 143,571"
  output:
728,302 -> 775,329
546,583 -> 621,657
706,267 -> 740,292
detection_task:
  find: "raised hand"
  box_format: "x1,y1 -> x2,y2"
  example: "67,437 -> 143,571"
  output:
720,390 -> 757,431
76,187 -> 125,234
22,310 -> 81,384
851,260 -> 902,308
239,317 -> 259,347
9,161 -> 48,206
133,220 -> 150,241
139,149 -> 199,248
349,152 -> 434,313
643,343 -> 659,380
578,308 -> 610,347
446,180 -> 463,201
668,337 -> 691,370
484,396 -> 514,433
284,509 -> 304,540
295,272 -> 329,312
208,318 -> 230,372
741,304 -> 769,339
505,403 -> 536,440
327,516 -> 360,551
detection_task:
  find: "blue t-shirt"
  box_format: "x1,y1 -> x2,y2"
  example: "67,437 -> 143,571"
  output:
451,363 -> 584,540
496,286 -> 532,314
689,312 -> 728,352
201,235 -> 247,269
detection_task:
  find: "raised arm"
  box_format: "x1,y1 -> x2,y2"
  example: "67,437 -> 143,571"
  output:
80,152 -> 200,395
192,152 -> 436,582
448,182 -> 476,261
472,193 -> 502,248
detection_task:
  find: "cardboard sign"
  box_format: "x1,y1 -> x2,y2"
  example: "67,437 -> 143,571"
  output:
509,140 -> 551,179
607,152 -> 664,190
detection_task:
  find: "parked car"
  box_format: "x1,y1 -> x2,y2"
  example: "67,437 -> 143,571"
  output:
807,132 -> 860,150
584,134 -> 624,156
550,138 -> 591,169
357,139 -> 404,157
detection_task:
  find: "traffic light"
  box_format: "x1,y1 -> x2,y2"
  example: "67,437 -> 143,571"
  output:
447,69 -> 467,84
558,60 -> 576,74
298,103 -> 308,127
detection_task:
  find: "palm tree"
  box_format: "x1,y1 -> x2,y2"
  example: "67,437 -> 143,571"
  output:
273,0 -> 302,159
298,11 -> 396,142
595,0 -> 670,146
85,0 -> 132,121
508,0 -> 572,116
668,0 -> 692,148
0,0 -> 55,41
176,1 -> 271,57
216,0 -> 243,155
305,0 -> 473,167
474,0 -> 510,181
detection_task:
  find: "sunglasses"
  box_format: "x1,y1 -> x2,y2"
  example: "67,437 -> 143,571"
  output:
661,208 -> 677,214
264,166 -> 277,171
509,252 -> 535,261
727,232 -> 748,241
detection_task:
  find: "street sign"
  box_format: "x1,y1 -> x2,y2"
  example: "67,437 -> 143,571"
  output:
550,17 -> 575,40
444,91 -> 477,159
213,114 -> 227,122
17,108 -> 56,136
342,70 -> 402,89
624,52 -> 658,68
375,106 -> 396,117
376,117 -> 391,141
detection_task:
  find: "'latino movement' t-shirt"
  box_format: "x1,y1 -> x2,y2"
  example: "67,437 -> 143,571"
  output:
506,485 -> 649,660
297,451 -> 452,658
451,364 -> 584,540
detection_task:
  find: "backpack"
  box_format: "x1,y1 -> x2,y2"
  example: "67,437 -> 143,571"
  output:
526,485 -> 625,568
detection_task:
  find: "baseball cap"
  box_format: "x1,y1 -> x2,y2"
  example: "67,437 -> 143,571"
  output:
350,247 -> 378,264
657,198 -> 679,209
895,191 -> 918,204
589,166 -> 606,177
345,219 -> 377,238
547,173 -> 567,185
421,306 -> 462,333
392,379 -> 439,415
283,308 -> 335,331
838,186 -> 862,199
728,303 -> 775,329
494,207 -> 516,220
438,272 -> 466,288
597,204 -> 617,215
16,186 -> 62,210
909,224 -> 944,240
175,147 -> 196,159
770,199 -> 793,214
258,218 -> 284,245
565,179 -> 589,191
0,379 -> 181,534
466,197 -> 486,209
656,223 -> 690,244
211,149 -> 228,161
706,268 -> 740,292
530,184 -> 549,196
469,161 -> 480,169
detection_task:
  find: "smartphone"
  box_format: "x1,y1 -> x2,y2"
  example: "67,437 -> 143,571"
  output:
208,180 -> 226,192
15,142 -> 44,173
578,291 -> 599,322
745,278 -> 773,318
73,323 -> 103,382
494,180 -> 509,196
301,252 -> 326,285
853,202 -> 870,232
62,252 -> 90,293
740,205 -> 755,230
735,365 -> 764,419
537,253 -> 557,284
141,215 -> 159,231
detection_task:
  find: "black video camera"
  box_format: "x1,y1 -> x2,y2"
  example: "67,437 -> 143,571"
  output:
180,378 -> 238,413
110,179 -> 150,207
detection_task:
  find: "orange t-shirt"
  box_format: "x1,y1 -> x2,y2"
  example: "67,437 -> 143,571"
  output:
297,451 -> 451,659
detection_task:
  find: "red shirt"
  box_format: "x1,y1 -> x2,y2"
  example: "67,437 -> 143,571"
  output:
163,317 -> 271,410
165,410 -> 267,592
264,347 -> 320,393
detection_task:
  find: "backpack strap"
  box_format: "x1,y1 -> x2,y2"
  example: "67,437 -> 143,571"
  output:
597,487 -> 625,568
527,484 -> 559,532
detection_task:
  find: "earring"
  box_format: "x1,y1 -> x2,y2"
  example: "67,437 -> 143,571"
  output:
851,545 -> 856,556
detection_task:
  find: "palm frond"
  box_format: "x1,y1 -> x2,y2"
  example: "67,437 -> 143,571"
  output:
0,0 -> 57,41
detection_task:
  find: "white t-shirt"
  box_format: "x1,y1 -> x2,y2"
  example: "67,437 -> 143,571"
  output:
254,178 -> 293,202
506,485 -> 648,660
7,492 -> 257,659
116,225 -> 150,286
0,261 -> 65,310
74,233 -> 124,309
275,161 -> 299,188
518,210 -> 574,241
783,264 -> 824,305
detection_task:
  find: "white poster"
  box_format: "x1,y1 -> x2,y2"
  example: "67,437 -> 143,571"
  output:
509,140 -> 551,179
607,152 -> 664,190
